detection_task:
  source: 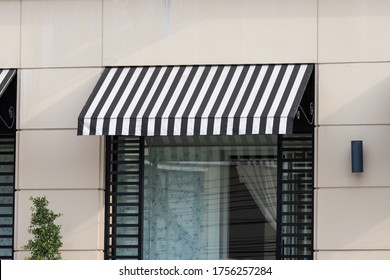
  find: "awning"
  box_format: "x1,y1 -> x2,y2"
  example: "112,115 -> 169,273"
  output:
78,64 -> 313,136
0,69 -> 16,99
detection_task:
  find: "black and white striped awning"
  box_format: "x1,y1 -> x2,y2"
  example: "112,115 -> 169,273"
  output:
78,64 -> 313,136
0,69 -> 16,99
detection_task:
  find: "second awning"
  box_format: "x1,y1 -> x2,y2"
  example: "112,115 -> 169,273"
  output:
0,69 -> 16,99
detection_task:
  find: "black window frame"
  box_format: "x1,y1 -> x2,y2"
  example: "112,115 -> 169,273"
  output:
104,133 -> 314,260
0,71 -> 17,260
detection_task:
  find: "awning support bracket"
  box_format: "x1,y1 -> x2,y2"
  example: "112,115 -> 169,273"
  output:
0,106 -> 15,129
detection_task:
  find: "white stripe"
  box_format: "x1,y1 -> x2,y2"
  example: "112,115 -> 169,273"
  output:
213,118 -> 222,135
108,119 -> 117,135
123,67 -> 155,118
225,117 -> 232,135
265,65 -> 294,134
135,67 -> 167,135
122,68 -> 155,136
147,118 -> 155,136
148,67 -> 179,135
0,69 -> 12,98
213,66 -> 243,135
98,68 -> 129,119
135,67 -> 168,118
279,65 -> 307,133
113,69 -> 142,134
215,66 -> 244,117
176,67 -> 206,117
187,67 -> 217,135
187,117 -> 195,136
239,66 -> 268,134
122,118 -> 130,135
160,67 -> 193,135
84,68 -> 116,118
188,67 -> 217,118
82,119 -> 91,135
174,67 -> 206,135
112,68 -> 142,118
200,66 -> 231,134
0,70 -> 8,85
135,118 -> 143,136
95,119 -> 103,135
239,117 -> 247,135
173,118 -> 181,136
226,65 -> 256,135
252,65 -> 281,134
240,66 -> 268,118
149,67 -> 179,118
96,68 -> 130,134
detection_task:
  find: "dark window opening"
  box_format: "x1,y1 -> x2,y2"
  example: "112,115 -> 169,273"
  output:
0,71 -> 16,260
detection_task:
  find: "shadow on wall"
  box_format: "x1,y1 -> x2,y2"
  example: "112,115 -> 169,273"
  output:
319,75 -> 390,125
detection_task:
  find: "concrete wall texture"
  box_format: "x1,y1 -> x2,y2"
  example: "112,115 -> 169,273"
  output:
1,0 -> 390,259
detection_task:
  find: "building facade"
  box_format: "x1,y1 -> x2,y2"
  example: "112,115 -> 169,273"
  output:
1,0 -> 390,260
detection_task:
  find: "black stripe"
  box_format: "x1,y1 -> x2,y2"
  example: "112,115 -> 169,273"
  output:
167,66 -> 199,135
245,65 -> 274,134
181,66 -> 211,135
272,65 -> 300,134
285,64 -> 314,134
194,66 -> 224,135
155,66 -> 185,136
141,67 -> 173,136
129,67 -> 162,135
90,68 -> 124,135
207,66 -> 236,135
259,65 -> 287,134
116,67 -> 149,135
0,70 -> 16,98
233,65 -> 262,135
78,68 -> 110,135
220,65 -> 250,135
102,68 -> 136,135
79,68 -> 110,119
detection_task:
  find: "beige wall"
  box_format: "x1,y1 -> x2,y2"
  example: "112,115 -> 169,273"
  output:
21,0 -> 102,68
103,0 -> 317,65
318,0 -> 390,63
15,190 -> 104,255
317,0 -> 390,260
0,0 -> 21,68
1,0 -> 390,260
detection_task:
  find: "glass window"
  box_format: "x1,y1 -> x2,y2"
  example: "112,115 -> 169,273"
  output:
143,135 -> 278,260
105,134 -> 314,260
0,135 -> 15,260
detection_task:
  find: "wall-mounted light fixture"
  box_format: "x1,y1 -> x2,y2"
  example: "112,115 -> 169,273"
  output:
351,140 -> 363,173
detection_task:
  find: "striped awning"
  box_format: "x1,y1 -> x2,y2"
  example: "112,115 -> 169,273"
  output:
0,69 -> 16,99
78,64 -> 313,136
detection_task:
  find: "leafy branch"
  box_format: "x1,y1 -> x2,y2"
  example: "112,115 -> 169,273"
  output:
23,196 -> 63,260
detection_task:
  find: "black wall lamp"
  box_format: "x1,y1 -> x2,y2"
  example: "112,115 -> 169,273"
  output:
351,140 -> 363,173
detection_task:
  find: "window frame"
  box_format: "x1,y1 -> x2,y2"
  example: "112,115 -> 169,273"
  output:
104,133 -> 314,260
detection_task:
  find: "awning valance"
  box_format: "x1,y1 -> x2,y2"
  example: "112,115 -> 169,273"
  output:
78,64 -> 313,136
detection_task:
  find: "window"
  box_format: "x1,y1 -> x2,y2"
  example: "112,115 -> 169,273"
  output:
0,70 -> 16,260
105,134 -> 313,260
0,135 -> 15,260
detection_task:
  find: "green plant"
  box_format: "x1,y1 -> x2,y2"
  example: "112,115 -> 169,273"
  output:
23,196 -> 63,260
